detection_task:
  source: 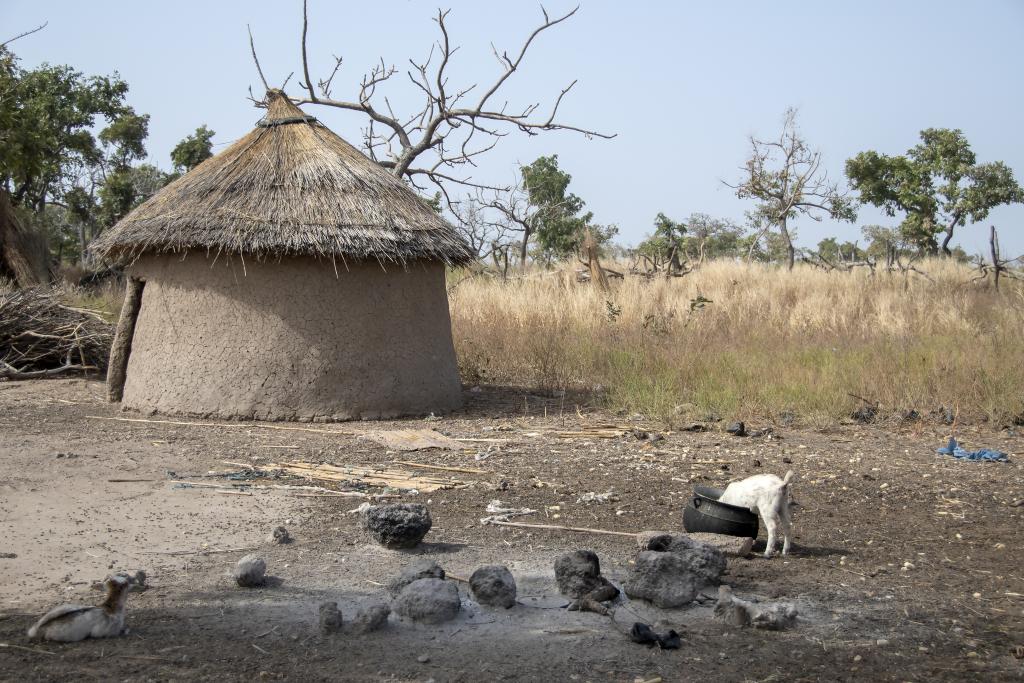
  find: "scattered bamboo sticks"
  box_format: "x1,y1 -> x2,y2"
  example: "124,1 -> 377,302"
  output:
260,461 -> 468,492
483,519 -> 636,538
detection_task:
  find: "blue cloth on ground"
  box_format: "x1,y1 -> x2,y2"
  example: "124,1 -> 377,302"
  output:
936,437 -> 1009,462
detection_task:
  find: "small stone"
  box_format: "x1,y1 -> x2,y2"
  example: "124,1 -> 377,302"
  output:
876,638 -> 889,646
469,565 -> 517,608
635,531 -> 672,550
554,550 -> 606,599
363,503 -> 432,549
388,560 -> 446,597
853,655 -> 862,662
351,603 -> 390,633
234,554 -> 267,587
393,578 -> 461,624
268,526 -> 291,544
417,654 -> 430,664
725,421 -> 746,437
319,602 -> 342,634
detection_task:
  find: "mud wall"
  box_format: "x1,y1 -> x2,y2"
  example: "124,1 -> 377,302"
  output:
122,254 -> 462,420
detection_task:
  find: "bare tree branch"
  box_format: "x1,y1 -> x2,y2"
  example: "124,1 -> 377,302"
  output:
1,21 -> 47,48
292,4 -> 614,197
248,24 -> 270,91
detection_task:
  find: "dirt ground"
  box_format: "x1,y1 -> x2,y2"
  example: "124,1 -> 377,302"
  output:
1,379 -> 1022,682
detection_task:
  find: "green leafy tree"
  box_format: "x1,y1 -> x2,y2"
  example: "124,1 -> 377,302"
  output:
0,46 -> 136,211
846,129 -> 1023,256
0,45 -> 151,263
685,213 -> 744,261
170,125 -> 215,174
728,108 -> 856,270
815,237 -> 865,263
522,155 -> 593,260
652,212 -> 686,272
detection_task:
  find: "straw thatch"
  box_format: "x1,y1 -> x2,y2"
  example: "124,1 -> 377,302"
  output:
91,90 -> 473,266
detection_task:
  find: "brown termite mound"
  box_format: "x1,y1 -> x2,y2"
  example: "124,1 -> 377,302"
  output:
92,90 -> 471,420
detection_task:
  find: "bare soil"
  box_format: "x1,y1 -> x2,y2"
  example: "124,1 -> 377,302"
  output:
1,379 -> 1022,682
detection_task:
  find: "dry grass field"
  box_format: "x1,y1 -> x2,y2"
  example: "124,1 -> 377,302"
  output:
450,259 -> 1024,427
21,257 -> 1024,428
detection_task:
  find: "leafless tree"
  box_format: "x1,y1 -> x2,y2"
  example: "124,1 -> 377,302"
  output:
451,195 -> 516,276
726,108 -> 854,270
479,183 -> 539,272
287,2 -> 613,212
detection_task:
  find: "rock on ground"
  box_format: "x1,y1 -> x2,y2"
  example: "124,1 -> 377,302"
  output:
638,530 -> 752,557
388,559 -> 446,597
714,585 -> 798,630
469,565 -> 517,608
684,532 -> 753,557
268,526 -> 291,544
351,603 -> 391,633
637,534 -> 727,584
554,550 -> 608,599
319,601 -> 342,633
392,578 -> 461,624
234,555 -> 266,588
623,551 -> 699,608
363,503 -> 432,549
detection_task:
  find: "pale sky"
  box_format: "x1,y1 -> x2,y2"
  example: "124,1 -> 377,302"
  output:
4,1 -> 1023,255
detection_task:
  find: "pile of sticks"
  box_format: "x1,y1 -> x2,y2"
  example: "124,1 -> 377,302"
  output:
0,288 -> 113,379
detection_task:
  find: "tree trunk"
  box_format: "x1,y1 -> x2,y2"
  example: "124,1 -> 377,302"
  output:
77,223 -> 88,265
107,277 -> 145,402
780,219 -> 795,271
519,227 -> 532,273
940,225 -> 955,257
990,225 -> 1001,292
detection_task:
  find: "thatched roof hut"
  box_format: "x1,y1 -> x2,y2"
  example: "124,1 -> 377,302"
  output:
92,90 -> 471,421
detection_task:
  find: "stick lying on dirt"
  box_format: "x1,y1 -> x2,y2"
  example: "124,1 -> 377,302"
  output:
483,520 -> 636,538
86,415 -> 357,436
142,547 -> 257,556
249,461 -> 470,493
393,461 -> 488,474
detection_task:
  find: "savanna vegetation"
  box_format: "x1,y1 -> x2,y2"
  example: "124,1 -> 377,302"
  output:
2,10 -> 1023,428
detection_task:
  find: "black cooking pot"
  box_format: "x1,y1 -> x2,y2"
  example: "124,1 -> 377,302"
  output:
682,485 -> 759,538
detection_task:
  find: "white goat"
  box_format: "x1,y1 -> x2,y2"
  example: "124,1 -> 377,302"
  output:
28,575 -> 131,642
719,470 -> 795,558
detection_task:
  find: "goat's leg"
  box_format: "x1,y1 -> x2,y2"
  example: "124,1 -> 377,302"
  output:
762,512 -> 779,558
779,504 -> 793,555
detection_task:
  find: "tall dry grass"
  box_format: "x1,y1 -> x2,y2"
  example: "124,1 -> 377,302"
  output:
449,260 -> 1024,426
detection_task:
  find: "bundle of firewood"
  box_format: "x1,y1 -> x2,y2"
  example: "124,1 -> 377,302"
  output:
0,288 -> 113,379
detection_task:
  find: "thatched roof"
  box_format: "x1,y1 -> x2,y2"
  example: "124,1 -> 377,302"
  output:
91,90 -> 473,266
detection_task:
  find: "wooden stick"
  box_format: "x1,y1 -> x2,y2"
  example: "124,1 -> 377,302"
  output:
485,520 -> 636,537
106,277 -> 144,402
86,415 -> 356,436
142,547 -> 256,556
107,478 -> 157,483
0,642 -> 57,655
393,461 -> 488,474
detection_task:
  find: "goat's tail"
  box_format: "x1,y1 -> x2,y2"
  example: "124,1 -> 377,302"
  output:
781,470 -> 795,487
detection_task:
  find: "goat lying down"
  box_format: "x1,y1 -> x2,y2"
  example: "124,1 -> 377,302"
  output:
28,575 -> 131,642
719,470 -> 795,558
